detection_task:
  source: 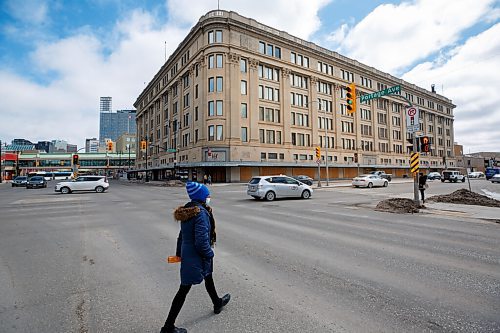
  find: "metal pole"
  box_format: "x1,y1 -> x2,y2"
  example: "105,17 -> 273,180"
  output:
317,161 -> 322,187
324,113 -> 329,186
145,137 -> 149,182
413,135 -> 420,205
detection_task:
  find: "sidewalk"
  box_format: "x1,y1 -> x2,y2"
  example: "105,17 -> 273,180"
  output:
423,202 -> 500,221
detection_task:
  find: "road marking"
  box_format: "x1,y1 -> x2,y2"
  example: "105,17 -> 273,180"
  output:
11,196 -> 92,205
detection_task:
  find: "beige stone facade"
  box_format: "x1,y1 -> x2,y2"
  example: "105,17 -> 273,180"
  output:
134,10 -> 456,182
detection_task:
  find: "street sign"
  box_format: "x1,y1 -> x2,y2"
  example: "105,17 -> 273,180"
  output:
359,85 -> 401,102
410,152 -> 419,173
406,106 -> 420,133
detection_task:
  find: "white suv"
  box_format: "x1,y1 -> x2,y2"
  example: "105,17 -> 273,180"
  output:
441,170 -> 466,183
55,176 -> 109,194
247,175 -> 313,201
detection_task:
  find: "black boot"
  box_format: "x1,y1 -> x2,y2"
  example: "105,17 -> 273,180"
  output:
160,326 -> 187,333
214,294 -> 231,314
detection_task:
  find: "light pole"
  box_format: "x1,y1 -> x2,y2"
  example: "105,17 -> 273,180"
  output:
144,136 -> 149,182
319,102 -> 330,186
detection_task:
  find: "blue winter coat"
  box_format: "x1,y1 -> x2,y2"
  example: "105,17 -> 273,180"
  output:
174,201 -> 214,285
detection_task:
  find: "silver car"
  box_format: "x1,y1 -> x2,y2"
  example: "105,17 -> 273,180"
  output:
247,175 -> 313,201
55,176 -> 109,194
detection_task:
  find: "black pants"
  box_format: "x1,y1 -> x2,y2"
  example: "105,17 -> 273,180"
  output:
163,274 -> 220,329
419,189 -> 425,202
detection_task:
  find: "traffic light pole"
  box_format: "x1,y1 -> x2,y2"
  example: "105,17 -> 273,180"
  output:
317,161 -> 322,188
413,135 -> 420,206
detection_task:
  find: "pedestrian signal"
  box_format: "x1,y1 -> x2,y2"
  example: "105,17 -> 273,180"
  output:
346,83 -> 356,114
315,146 -> 321,159
420,136 -> 430,153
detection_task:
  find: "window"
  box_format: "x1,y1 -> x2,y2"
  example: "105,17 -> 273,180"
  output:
216,76 -> 223,92
341,69 -> 354,82
290,52 -> 309,67
241,127 -> 248,142
195,84 -> 198,99
317,61 -> 333,75
291,73 -> 308,89
208,125 -> 215,140
259,129 -> 265,143
216,125 -> 223,140
208,101 -> 214,116
241,103 -> 247,118
317,82 -> 332,95
241,81 -> 247,95
195,106 -> 198,121
183,93 -> 190,108
208,77 -> 214,92
377,113 -> 387,124
259,107 -> 280,123
290,92 -> 308,107
360,108 -> 371,120
258,65 -> 280,81
259,41 -> 281,58
259,85 -> 280,102
182,74 -> 190,88
216,100 -> 223,116
208,30 -> 222,44
360,76 -> 372,88
240,59 -> 247,73
216,54 -> 223,68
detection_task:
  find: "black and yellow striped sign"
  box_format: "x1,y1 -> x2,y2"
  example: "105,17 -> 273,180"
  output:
410,152 -> 419,173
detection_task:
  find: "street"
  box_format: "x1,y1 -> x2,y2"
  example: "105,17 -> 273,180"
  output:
0,179 -> 499,332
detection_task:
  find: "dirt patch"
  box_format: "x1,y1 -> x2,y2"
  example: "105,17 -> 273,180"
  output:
427,189 -> 500,208
375,198 -> 421,214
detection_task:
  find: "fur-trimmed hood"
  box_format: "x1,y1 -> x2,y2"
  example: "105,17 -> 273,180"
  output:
174,205 -> 201,222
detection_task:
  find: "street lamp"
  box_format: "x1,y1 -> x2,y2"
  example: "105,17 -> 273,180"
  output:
311,100 -> 330,186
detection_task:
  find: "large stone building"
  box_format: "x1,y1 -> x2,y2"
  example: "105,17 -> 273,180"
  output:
134,10 -> 456,182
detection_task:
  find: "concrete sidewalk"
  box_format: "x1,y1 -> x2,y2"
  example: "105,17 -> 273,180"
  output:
422,202 -> 500,221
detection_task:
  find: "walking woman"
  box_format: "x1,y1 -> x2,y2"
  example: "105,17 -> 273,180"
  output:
161,182 -> 230,333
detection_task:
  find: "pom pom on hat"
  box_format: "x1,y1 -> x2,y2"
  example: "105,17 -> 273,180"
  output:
186,181 -> 210,202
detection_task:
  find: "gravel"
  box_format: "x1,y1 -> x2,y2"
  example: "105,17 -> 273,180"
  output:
427,189 -> 500,208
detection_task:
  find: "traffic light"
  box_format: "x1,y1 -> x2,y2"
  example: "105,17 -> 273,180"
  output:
107,141 -> 113,151
346,83 -> 356,114
72,154 -> 79,165
141,140 -> 147,150
420,136 -> 430,153
406,136 -> 420,152
315,146 -> 321,159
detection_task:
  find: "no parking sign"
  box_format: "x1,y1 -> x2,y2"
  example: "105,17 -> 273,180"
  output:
406,106 -> 420,133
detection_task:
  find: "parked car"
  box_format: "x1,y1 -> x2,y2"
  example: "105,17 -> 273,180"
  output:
427,172 -> 441,180
468,171 -> 485,178
441,170 -> 466,183
12,176 -> 28,187
291,175 -> 314,186
247,175 -> 313,201
26,176 -> 47,189
352,174 -> 389,188
490,174 -> 500,183
55,176 -> 109,194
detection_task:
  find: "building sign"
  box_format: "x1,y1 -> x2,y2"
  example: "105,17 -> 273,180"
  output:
205,150 -> 226,162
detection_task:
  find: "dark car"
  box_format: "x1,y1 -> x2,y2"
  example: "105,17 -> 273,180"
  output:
26,176 -> 47,189
427,172 -> 441,180
12,176 -> 28,187
291,175 -> 314,186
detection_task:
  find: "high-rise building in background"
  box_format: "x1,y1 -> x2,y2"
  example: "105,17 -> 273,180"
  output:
100,97 -> 112,113
85,138 -> 100,153
99,107 -> 137,145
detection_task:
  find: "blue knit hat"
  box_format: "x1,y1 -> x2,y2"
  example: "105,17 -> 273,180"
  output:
186,181 -> 210,202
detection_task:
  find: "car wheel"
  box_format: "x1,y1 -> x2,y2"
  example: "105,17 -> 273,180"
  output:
95,186 -> 105,193
383,181 -> 388,187
301,190 -> 311,199
61,187 -> 71,194
367,182 -> 373,188
265,191 -> 276,201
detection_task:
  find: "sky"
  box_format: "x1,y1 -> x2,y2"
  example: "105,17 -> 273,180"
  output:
0,0 -> 499,153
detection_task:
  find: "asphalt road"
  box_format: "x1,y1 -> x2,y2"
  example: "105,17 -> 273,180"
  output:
0,179 -> 499,332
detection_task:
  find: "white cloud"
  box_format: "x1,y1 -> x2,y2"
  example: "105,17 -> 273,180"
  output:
4,0 -> 49,25
337,0 -> 497,74
0,9 -> 187,147
402,23 -> 500,152
166,0 -> 332,40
